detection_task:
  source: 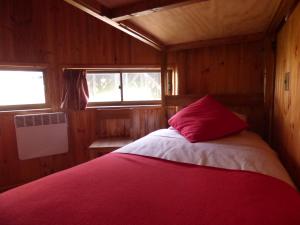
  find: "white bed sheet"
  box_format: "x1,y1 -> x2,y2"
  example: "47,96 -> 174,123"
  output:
114,128 -> 295,187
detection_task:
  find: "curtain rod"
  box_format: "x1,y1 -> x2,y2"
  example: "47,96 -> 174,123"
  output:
61,67 -> 161,71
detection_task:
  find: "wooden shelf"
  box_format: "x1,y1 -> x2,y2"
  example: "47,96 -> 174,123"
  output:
88,137 -> 134,159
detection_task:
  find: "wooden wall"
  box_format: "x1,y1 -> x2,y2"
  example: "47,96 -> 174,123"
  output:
0,0 -> 162,190
167,40 -> 266,135
0,0 -> 269,190
273,2 -> 300,187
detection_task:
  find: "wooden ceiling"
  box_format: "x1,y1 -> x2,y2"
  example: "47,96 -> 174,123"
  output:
96,0 -> 141,8
64,0 -> 298,51
129,0 -> 281,45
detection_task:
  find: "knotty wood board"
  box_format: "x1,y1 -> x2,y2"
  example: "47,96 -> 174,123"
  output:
129,0 -> 281,45
273,2 -> 300,187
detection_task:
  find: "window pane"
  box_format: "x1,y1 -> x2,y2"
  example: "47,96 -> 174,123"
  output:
0,70 -> 45,106
87,73 -> 121,102
122,72 -> 161,101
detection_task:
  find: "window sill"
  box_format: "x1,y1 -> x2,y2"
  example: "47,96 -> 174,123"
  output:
0,107 -> 52,115
87,104 -> 162,110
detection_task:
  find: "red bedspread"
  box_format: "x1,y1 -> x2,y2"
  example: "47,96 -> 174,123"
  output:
1,153 -> 300,225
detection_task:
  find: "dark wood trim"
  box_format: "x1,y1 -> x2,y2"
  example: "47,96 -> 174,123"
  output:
167,33 -> 265,52
63,0 -> 163,50
88,101 -> 162,107
160,51 -> 168,126
69,0 -> 111,16
0,63 -> 49,69
87,105 -> 162,110
263,36 -> 277,144
165,94 -> 264,107
0,104 -> 50,112
0,107 -> 52,115
110,0 -> 208,22
268,0 -> 300,33
60,64 -> 160,70
96,108 -> 133,119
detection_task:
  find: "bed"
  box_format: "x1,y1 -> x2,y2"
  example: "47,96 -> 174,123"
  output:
0,128 -> 300,225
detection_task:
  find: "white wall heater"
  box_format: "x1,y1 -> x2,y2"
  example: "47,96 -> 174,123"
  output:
14,112 -> 68,160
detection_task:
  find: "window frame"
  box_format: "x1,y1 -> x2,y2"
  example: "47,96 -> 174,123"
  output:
87,69 -> 162,106
0,67 -> 49,112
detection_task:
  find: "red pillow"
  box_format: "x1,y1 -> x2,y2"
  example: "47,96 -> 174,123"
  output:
168,95 -> 248,142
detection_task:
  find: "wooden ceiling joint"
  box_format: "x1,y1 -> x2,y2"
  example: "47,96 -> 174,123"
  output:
120,21 -> 165,48
67,0 -> 111,16
166,33 -> 266,52
268,0 -> 300,33
63,0 -> 164,51
110,0 -> 208,22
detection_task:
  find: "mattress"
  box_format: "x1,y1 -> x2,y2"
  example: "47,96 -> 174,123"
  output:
115,128 -> 295,187
0,129 -> 299,225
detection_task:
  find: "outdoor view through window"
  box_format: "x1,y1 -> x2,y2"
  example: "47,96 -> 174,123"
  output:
87,71 -> 161,102
0,70 -> 46,106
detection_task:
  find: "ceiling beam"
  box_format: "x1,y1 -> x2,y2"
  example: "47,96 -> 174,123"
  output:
63,0 -> 163,51
166,33 -> 265,52
110,0 -> 208,22
268,0 -> 299,33
70,0 -> 111,16
120,21 -> 164,47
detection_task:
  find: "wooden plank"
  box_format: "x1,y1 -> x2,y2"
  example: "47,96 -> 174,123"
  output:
110,0 -> 208,22
63,0 -> 163,50
273,1 -> 300,187
160,51 -> 168,127
129,0 -> 281,45
167,40 -> 265,97
0,0 -> 162,190
89,137 -> 134,149
167,33 -> 265,52
167,39 -> 266,137
70,0 -> 111,15
263,36 -> 277,143
120,20 -> 165,47
165,94 -> 264,107
267,0 -> 300,33
96,108 -> 133,119
88,137 -> 134,159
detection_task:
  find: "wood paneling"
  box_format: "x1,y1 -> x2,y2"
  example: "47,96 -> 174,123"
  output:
166,94 -> 263,107
129,0 -> 281,45
168,40 -> 264,95
0,0 -> 161,191
95,107 -> 164,139
63,0 -> 163,50
165,94 -> 265,136
167,40 -> 266,135
110,0 -> 208,22
0,0 -> 281,190
167,33 -> 265,52
268,0 -> 300,33
273,2 -> 300,187
263,36 -> 277,143
97,0 -> 141,8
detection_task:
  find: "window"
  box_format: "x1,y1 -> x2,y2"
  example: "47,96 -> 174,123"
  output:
87,71 -> 161,103
87,72 -> 121,102
0,70 -> 46,107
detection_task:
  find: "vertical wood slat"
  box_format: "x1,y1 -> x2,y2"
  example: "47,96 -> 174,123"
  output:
167,40 -> 266,136
0,0 -> 291,190
263,36 -> 277,143
161,51 -> 168,127
0,0 -> 161,191
273,2 -> 300,187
